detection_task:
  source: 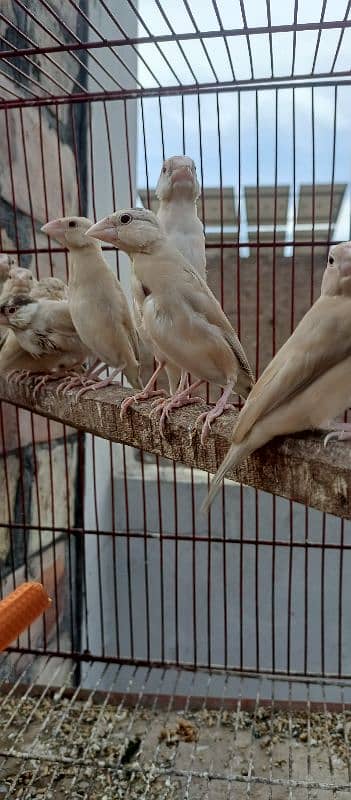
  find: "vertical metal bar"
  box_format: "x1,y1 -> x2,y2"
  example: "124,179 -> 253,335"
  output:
103,100 -> 121,658
123,98 -> 136,660
338,519 -> 345,677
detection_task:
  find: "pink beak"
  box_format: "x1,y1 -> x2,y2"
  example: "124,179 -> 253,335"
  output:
86,218 -> 117,245
41,219 -> 65,239
171,166 -> 193,184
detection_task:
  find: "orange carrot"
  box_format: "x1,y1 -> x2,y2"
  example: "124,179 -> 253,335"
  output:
0,582 -> 52,651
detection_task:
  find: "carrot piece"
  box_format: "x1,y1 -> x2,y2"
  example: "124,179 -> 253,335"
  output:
0,582 -> 52,651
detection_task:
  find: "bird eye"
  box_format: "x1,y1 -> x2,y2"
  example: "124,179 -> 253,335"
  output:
120,213 -> 132,224
162,166 -> 167,173
328,255 -> 334,265
7,306 -> 16,315
69,220 -> 76,228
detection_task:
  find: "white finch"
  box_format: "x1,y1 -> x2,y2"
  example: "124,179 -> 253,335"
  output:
87,208 -> 253,441
1,266 -> 36,300
0,294 -> 88,365
41,216 -> 142,395
0,254 -> 17,291
0,293 -> 89,394
131,155 -> 206,404
202,241 -> 351,511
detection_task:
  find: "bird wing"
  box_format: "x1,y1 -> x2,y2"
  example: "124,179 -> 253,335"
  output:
130,267 -> 145,332
233,295 -> 351,443
121,297 -> 140,361
40,300 -> 76,335
181,265 -> 254,381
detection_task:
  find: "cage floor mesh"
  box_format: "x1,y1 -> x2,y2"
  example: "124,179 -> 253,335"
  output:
0,655 -> 351,799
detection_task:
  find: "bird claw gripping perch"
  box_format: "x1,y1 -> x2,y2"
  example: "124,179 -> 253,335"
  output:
323,422 -> 351,447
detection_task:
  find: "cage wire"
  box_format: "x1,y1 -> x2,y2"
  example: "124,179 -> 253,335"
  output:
0,0 -> 351,797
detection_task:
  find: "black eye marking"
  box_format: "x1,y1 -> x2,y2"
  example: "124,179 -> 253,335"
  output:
162,166 -> 167,173
120,213 -> 132,224
142,283 -> 151,297
7,306 -> 17,314
328,255 -> 334,265
69,220 -> 76,228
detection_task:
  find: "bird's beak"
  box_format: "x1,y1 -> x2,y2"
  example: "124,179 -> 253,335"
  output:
86,218 -> 117,245
41,219 -> 65,239
0,311 -> 8,326
171,166 -> 193,185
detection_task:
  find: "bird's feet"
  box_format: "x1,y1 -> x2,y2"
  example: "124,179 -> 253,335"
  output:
74,368 -> 121,400
7,369 -> 34,385
120,387 -> 167,419
196,402 -> 235,445
31,370 -> 81,400
56,369 -> 120,399
323,422 -> 351,447
150,392 -> 205,438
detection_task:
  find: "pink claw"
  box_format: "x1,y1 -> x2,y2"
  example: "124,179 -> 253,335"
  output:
196,403 -> 235,445
120,388 -> 167,419
74,369 -> 121,400
7,369 -> 33,385
150,393 -> 204,438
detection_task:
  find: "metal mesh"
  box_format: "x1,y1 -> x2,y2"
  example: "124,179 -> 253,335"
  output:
0,2 -> 351,795
2,652 -> 351,798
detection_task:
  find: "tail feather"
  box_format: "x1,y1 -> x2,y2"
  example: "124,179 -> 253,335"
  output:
201,438 -> 254,513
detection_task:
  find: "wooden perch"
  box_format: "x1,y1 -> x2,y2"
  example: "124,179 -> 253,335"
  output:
0,376 -> 350,519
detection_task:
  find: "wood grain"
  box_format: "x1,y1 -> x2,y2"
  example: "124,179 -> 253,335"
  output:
0,376 -> 350,519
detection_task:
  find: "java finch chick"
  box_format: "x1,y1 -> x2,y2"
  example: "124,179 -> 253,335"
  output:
1,266 -> 36,299
0,294 -> 89,393
0,254 -> 17,291
130,155 -> 206,406
0,295 -> 88,366
41,216 -> 142,396
202,241 -> 351,511
87,209 -> 254,442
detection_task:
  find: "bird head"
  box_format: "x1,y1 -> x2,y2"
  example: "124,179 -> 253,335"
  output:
41,216 -> 99,249
321,242 -> 351,295
328,242 -> 351,275
86,208 -> 162,253
0,295 -> 37,329
7,267 -> 34,293
156,155 -> 200,202
0,254 -> 17,283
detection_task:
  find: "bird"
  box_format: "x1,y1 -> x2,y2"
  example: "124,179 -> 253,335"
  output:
0,269 -> 69,358
1,267 -> 68,302
86,208 -> 254,441
0,254 -> 17,292
156,155 -> 206,279
41,216 -> 142,397
202,240 -> 351,511
0,256 -> 18,350
32,275 -> 68,301
1,266 -> 36,300
128,155 -> 207,410
0,293 -> 89,395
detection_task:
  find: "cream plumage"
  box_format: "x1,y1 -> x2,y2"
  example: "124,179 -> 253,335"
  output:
202,241 -> 351,511
131,155 -> 206,400
0,294 -> 88,364
41,216 -> 142,394
87,208 -> 253,440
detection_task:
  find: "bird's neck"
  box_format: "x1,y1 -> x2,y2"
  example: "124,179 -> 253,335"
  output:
68,245 -> 106,288
158,196 -> 198,231
132,241 -> 184,293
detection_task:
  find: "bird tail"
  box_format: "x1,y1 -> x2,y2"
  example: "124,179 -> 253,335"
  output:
201,435 -> 257,513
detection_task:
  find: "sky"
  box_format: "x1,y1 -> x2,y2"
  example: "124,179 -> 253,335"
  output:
131,0 -> 351,240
